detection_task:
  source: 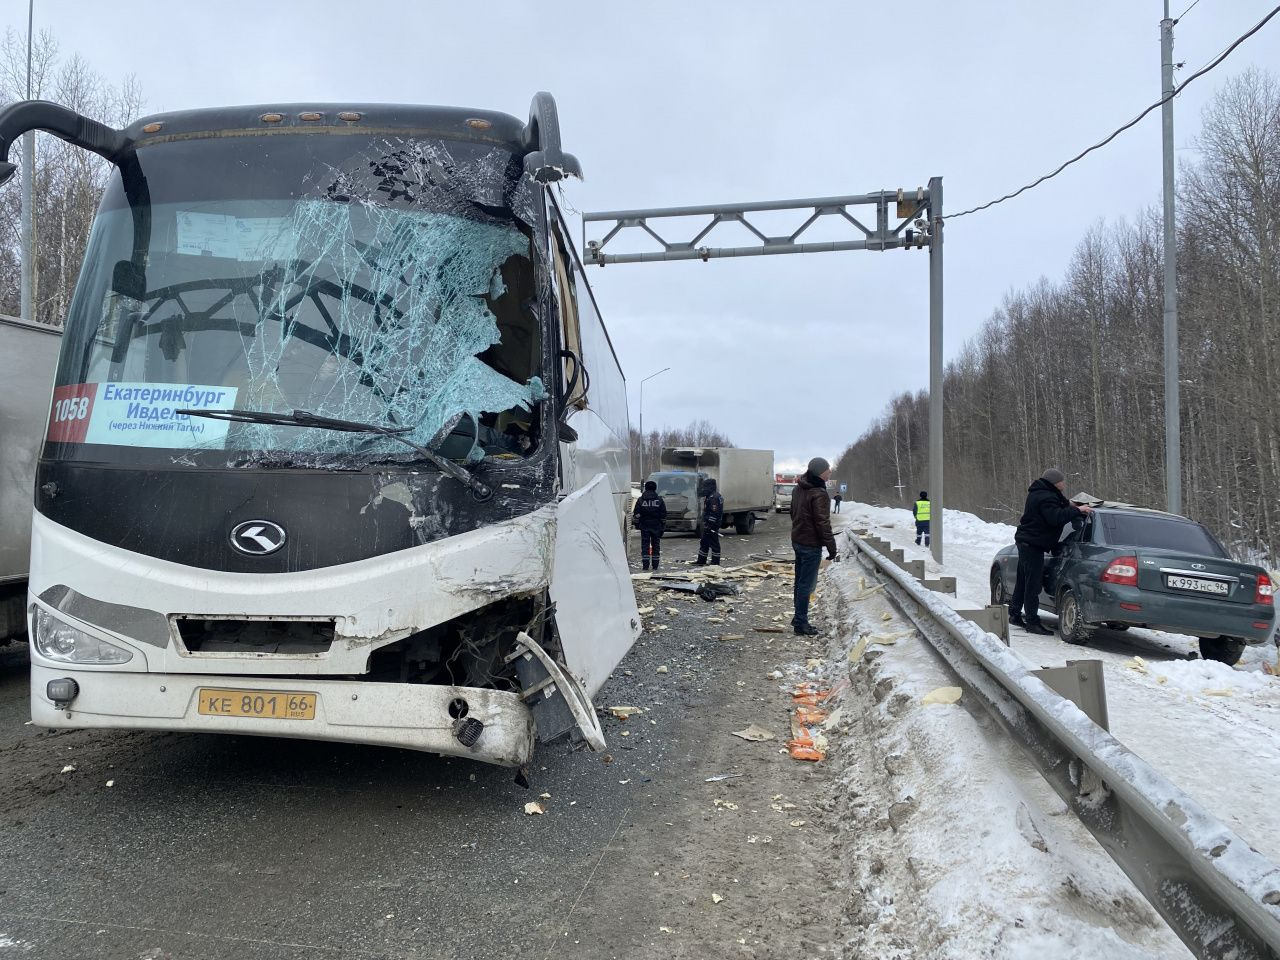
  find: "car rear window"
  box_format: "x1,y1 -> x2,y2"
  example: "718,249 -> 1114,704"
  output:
1097,513 -> 1226,556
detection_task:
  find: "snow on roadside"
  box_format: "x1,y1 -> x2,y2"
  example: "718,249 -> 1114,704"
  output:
818,561 -> 1191,959
1145,657 -> 1275,697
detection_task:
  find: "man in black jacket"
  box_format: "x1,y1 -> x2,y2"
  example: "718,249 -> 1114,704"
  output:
791,457 -> 839,636
1009,468 -> 1093,634
632,480 -> 667,571
695,478 -> 724,566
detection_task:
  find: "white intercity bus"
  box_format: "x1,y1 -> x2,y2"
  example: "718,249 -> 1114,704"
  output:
1,93 -> 638,774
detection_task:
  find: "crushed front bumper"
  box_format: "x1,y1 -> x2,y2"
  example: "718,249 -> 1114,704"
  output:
29,664 -> 536,767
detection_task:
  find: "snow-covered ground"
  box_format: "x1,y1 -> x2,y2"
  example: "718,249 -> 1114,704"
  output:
830,501 -> 1280,863
809,500 -> 1280,957
820,570 -> 1192,958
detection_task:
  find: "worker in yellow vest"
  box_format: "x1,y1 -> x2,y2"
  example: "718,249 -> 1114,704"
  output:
914,492 -> 931,546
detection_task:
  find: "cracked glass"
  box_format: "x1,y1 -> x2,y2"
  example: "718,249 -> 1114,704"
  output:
51,132 -> 545,469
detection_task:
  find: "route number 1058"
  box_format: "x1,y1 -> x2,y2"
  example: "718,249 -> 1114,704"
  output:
53,396 -> 90,422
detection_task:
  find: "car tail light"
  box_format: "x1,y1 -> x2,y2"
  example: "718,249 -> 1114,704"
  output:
1256,573 -> 1274,606
1101,556 -> 1138,586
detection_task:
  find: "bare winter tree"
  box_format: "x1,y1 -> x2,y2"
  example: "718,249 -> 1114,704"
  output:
629,420 -> 735,481
0,29 -> 143,325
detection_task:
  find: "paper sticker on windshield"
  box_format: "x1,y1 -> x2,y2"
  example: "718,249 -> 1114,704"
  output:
176,212 -> 241,259
47,382 -> 238,448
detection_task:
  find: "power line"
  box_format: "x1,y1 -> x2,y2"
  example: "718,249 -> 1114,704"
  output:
1175,0 -> 1205,23
947,3 -> 1280,220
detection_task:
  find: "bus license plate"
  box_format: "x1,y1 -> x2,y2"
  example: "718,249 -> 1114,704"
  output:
198,688 -> 316,720
1165,575 -> 1229,596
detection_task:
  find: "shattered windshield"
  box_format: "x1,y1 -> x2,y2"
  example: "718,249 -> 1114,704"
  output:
49,133 -> 545,468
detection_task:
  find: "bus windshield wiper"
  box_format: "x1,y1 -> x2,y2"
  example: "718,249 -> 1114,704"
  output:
175,407 -> 491,499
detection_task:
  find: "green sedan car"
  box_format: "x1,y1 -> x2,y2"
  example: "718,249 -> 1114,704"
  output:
991,505 -> 1276,664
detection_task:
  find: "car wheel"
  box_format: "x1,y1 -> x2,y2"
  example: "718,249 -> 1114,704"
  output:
990,567 -> 1009,606
1199,637 -> 1246,665
1056,589 -> 1093,645
1103,622 -> 1130,631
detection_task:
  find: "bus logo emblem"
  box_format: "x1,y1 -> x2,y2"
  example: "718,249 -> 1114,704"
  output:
230,521 -> 287,556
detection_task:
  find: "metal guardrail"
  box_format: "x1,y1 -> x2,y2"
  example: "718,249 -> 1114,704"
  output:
846,531 -> 1280,960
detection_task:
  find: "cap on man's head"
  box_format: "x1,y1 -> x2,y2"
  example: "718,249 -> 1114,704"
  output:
1042,468 -> 1066,485
644,480 -> 657,491
919,491 -> 928,500
807,457 -> 830,476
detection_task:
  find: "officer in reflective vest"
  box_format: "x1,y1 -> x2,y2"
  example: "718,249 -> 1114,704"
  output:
914,492 -> 931,546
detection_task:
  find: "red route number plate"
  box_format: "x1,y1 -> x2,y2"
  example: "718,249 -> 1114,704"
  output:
198,688 -> 316,720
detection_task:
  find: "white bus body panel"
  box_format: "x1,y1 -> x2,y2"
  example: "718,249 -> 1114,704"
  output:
549,474 -> 641,698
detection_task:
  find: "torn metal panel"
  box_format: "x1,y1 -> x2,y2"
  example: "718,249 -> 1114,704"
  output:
550,474 -> 642,699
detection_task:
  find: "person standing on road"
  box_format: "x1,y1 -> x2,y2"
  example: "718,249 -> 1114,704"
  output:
695,477 -> 724,566
632,480 -> 667,571
832,492 -> 843,513
914,491 -> 931,546
1009,468 -> 1093,634
790,457 -> 839,636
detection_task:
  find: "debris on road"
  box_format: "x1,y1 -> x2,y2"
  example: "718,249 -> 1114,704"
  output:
656,665 -> 669,674
60,765 -> 75,774
705,773 -> 744,783
609,706 -> 644,720
524,801 -> 546,815
922,686 -> 963,705
731,724 -> 775,742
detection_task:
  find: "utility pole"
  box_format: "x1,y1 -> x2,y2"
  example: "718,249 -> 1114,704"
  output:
20,0 -> 34,322
1161,2 -> 1181,513
927,176 -> 944,563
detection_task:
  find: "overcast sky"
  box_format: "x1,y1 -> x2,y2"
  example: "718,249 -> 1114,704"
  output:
18,0 -> 1280,471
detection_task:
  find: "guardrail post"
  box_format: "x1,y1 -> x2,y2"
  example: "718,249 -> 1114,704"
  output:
899,558 -> 925,580
958,605 -> 1009,644
1032,660 -> 1109,731
922,576 -> 957,595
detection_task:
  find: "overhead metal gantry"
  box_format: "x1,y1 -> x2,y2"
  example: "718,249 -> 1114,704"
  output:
582,178 -> 946,562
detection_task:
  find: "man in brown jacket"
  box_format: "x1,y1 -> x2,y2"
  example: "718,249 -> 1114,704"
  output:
790,457 -> 839,636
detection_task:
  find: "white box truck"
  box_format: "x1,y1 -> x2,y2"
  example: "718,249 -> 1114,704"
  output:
649,446 -> 774,535
0,314 -> 61,645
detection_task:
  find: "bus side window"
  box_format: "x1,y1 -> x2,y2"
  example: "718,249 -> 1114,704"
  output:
551,228 -> 586,410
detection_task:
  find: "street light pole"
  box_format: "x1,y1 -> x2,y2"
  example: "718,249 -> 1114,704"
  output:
638,366 -> 670,482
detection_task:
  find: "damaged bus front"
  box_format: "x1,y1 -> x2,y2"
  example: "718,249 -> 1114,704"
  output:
3,95 -> 638,769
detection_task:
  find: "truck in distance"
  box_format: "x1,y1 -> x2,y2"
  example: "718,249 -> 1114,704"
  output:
648,446 -> 774,535
4,93 -> 639,773
774,473 -> 798,513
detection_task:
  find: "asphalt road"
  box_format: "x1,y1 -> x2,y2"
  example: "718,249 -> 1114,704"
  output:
0,511 -> 849,960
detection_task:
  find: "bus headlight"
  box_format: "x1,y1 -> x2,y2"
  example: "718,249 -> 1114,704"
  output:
32,608 -> 133,664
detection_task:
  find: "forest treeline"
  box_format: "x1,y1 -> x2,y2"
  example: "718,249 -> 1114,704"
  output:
835,70 -> 1280,562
